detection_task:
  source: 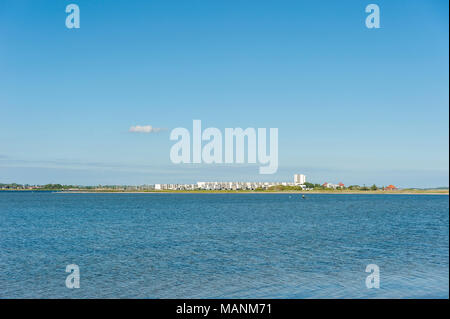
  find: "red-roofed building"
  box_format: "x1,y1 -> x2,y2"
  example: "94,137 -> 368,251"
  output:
338,182 -> 345,188
385,185 -> 397,190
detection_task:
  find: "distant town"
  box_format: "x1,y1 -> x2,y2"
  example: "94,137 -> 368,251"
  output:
2,173 -> 444,193
153,174 -> 398,191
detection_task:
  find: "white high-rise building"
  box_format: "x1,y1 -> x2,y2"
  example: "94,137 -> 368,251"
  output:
294,174 -> 306,185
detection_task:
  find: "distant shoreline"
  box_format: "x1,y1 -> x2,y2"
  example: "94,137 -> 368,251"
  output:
3,190 -> 446,195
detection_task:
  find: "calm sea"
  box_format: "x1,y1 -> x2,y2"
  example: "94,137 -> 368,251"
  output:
0,192 -> 448,298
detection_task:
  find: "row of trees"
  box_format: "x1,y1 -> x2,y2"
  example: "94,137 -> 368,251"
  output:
347,184 -> 379,191
0,183 -> 80,190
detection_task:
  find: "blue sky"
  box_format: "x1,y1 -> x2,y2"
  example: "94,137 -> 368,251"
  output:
0,0 -> 448,187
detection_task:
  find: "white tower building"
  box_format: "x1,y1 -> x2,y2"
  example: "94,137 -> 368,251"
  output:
294,174 -> 306,185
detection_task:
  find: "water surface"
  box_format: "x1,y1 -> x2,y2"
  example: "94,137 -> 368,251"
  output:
0,192 -> 448,298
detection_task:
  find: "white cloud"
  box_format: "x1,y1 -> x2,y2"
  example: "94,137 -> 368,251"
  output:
129,125 -> 163,133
